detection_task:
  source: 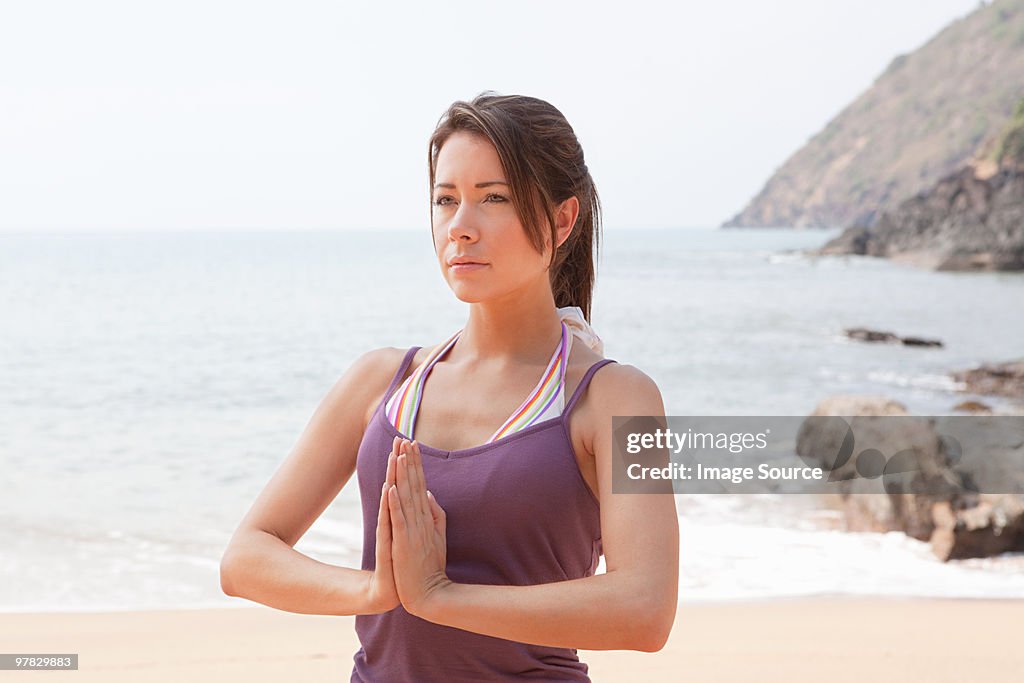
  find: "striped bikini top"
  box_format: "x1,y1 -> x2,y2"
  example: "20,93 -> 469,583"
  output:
385,321 -> 572,443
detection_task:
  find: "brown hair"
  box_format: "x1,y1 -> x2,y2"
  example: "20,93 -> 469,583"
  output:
428,92 -> 602,321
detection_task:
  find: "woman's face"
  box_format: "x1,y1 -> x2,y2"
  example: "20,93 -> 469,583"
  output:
431,131 -> 551,304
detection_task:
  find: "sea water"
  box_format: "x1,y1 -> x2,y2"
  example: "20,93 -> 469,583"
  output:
1,227 -> 1022,611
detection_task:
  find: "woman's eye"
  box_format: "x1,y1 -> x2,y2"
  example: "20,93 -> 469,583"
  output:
432,194 -> 507,206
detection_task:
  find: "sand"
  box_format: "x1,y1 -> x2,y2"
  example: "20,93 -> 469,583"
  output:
2,597 -> 1021,682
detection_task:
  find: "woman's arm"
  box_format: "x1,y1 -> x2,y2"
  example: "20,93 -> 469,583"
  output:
220,529 -> 380,615
388,365 -> 679,651
219,348 -> 404,616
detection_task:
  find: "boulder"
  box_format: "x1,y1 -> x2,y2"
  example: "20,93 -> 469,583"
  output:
952,400 -> 993,413
951,359 -> 1024,399
931,495 -> 1024,561
801,395 -> 1024,560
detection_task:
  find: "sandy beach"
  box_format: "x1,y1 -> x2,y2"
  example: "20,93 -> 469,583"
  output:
2,597 -> 1021,682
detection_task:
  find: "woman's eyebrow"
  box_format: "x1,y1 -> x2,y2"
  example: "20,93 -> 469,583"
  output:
433,181 -> 509,189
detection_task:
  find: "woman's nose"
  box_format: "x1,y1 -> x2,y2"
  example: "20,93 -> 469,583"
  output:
447,203 -> 479,242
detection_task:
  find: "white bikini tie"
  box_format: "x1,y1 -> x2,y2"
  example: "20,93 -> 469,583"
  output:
557,305 -> 604,356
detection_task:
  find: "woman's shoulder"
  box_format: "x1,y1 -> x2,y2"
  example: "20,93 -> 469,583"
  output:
353,344 -> 444,391
351,345 -> 430,381
567,338 -> 655,391
581,354 -> 664,414
351,345 -> 411,374
567,349 -> 664,456
350,345 -> 428,427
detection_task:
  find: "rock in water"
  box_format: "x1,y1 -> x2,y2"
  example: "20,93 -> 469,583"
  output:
952,359 -> 1024,399
800,395 -> 1024,560
900,336 -> 943,348
952,400 -> 993,413
931,496 -> 1024,560
844,327 -> 943,347
845,327 -> 900,343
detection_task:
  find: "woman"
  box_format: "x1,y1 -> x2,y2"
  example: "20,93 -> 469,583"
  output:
220,92 -> 679,682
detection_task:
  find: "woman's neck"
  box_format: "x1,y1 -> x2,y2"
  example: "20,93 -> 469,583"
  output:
453,292 -> 564,368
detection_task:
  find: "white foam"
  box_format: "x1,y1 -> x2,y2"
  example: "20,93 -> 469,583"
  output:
675,500 -> 1024,602
866,369 -> 963,392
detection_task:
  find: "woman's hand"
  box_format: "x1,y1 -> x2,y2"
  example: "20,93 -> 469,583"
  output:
364,436 -> 402,614
387,438 -> 451,617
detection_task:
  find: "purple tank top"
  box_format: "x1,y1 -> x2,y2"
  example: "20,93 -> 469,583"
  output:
350,346 -> 617,683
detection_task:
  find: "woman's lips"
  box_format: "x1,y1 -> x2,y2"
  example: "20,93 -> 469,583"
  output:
451,263 -> 488,274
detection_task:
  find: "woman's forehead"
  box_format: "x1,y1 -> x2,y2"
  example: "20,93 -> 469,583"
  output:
435,132 -> 505,180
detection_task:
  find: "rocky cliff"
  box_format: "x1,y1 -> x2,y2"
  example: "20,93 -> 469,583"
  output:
815,97 -> 1024,270
723,0 -> 1024,229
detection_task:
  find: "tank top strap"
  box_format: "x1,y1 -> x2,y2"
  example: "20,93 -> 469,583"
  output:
381,346 -> 423,408
563,358 -> 617,417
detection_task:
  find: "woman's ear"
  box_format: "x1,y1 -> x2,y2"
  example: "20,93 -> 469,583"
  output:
554,196 -> 581,250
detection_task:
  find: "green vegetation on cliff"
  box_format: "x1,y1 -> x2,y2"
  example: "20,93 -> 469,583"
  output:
995,97 -> 1024,167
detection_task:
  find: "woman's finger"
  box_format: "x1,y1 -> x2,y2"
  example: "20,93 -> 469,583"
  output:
426,490 -> 446,542
396,447 -> 421,537
376,480 -> 392,557
380,449 -> 397,551
402,441 -> 425,537
426,489 -> 445,525
387,484 -> 406,536
382,437 -> 397,498
385,449 -> 397,489
409,440 -> 429,524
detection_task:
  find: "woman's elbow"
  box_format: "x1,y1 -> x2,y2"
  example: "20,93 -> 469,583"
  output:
219,546 -> 245,597
636,625 -> 671,653
633,598 -> 676,652
219,555 -> 236,596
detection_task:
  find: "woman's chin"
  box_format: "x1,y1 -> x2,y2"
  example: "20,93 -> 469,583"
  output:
442,278 -> 477,301
447,281 -> 493,304
451,290 -> 486,304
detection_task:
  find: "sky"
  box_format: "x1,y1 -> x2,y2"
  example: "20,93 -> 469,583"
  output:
0,0 -> 986,232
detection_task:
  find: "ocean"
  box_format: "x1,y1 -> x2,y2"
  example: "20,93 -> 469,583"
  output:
2,227 -> 1023,612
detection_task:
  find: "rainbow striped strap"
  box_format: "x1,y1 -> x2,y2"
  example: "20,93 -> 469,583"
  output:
386,321 -> 570,443
488,321 -> 569,441
386,329 -> 460,438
